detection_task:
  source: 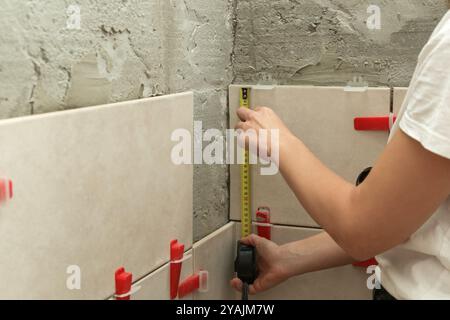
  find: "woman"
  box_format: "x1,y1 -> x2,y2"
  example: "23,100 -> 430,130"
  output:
231,9 -> 450,300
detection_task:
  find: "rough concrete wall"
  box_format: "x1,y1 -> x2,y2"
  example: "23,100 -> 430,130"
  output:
0,0 -> 234,241
234,0 -> 449,87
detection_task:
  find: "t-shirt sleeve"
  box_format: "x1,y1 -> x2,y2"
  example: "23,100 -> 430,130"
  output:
399,32 -> 450,160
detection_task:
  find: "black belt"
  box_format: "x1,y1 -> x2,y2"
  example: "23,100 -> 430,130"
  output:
373,286 -> 397,300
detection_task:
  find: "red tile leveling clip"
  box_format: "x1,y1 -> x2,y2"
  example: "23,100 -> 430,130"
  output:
255,207 -> 271,241
0,178 -> 13,204
114,267 -> 142,300
354,115 -> 397,131
170,239 -> 185,300
170,239 -> 209,299
115,267 -> 132,300
178,270 -> 209,298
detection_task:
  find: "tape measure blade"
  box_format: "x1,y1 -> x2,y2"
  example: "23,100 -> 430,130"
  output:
239,88 -> 251,238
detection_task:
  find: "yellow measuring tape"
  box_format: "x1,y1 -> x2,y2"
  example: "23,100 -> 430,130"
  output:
240,87 -> 251,238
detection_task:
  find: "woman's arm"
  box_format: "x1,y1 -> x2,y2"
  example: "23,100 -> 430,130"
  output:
231,232 -> 354,294
236,107 -> 450,261
281,232 -> 355,275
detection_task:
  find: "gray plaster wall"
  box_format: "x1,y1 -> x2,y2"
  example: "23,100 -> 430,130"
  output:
1,1 -> 449,241
234,0 -> 449,87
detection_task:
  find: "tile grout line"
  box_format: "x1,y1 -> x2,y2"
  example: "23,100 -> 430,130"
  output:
229,219 -> 323,230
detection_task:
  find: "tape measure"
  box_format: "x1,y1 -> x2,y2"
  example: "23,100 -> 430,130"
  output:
236,88 -> 259,300
240,87 -> 251,238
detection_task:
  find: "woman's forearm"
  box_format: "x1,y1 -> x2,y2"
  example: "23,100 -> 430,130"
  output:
278,129 -> 450,261
279,134 -> 358,256
280,232 -> 355,277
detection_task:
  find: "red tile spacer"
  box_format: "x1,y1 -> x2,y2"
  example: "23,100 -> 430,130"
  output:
256,207 -> 271,241
115,267 -> 132,300
170,239 -> 185,300
353,257 -> 378,268
8,180 -> 13,199
178,274 -> 199,298
354,116 -> 397,131
178,271 -> 208,298
0,178 -> 12,203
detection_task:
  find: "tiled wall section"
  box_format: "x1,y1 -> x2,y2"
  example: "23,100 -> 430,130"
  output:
225,85 -> 385,300
229,85 -> 391,227
115,86 -> 408,300
121,223 -> 236,300
0,93 -> 193,299
158,221 -> 371,300
126,86 -> 408,300
193,222 -> 238,300
121,224 -> 373,300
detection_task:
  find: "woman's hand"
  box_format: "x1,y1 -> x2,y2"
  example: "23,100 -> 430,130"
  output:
231,232 -> 357,295
235,106 -> 294,158
230,234 -> 292,295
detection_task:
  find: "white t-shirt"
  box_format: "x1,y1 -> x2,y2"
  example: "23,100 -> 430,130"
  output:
376,10 -> 450,300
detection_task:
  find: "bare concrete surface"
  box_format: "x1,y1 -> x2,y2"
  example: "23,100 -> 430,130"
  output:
233,0 -> 448,87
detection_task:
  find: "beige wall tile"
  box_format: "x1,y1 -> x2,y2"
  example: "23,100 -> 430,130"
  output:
229,85 -> 390,227
193,222 -> 237,300
0,93 -> 193,299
